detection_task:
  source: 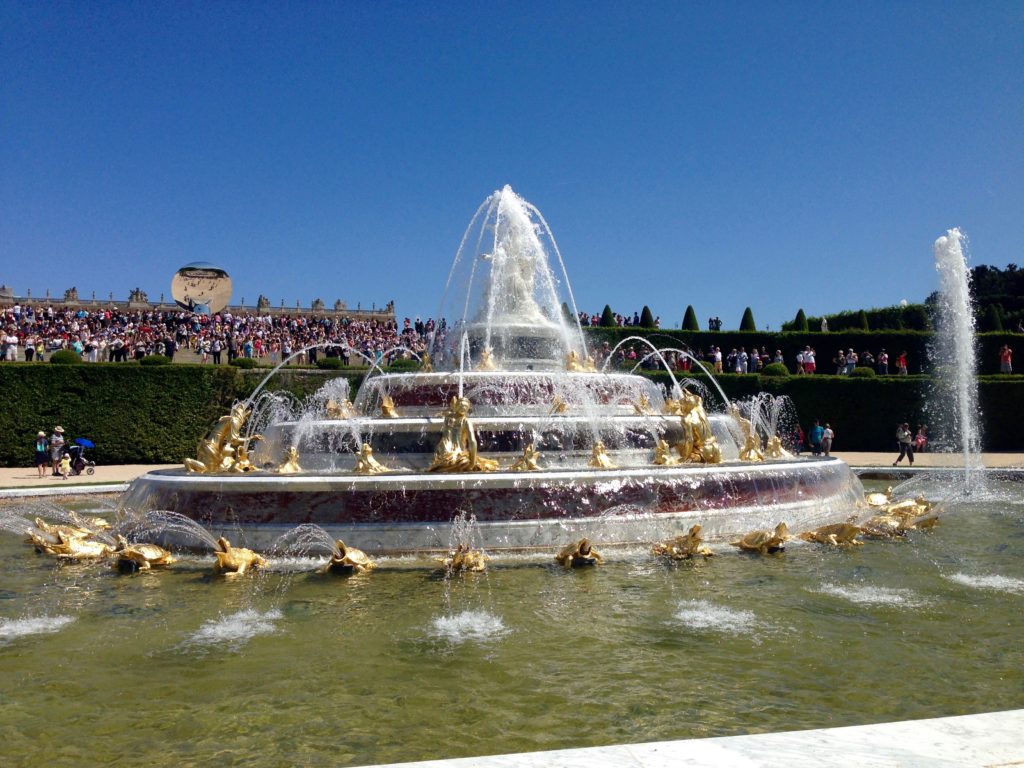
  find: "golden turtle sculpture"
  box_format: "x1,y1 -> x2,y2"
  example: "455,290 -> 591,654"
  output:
652,525 -> 714,559
798,523 -> 864,547
555,538 -> 603,568
730,522 -> 790,554
865,487 -> 894,507
212,537 -> 267,575
322,539 -> 376,575
113,535 -> 177,573
441,543 -> 488,574
860,514 -> 908,538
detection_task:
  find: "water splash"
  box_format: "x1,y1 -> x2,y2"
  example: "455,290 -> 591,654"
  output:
427,610 -> 508,644
815,582 -> 929,608
183,608 -> 283,651
0,615 -> 76,644
671,599 -> 759,634
945,573 -> 1024,594
929,228 -> 983,491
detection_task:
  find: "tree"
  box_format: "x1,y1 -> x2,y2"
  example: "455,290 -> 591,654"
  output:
561,302 -> 573,323
983,304 -> 1004,332
793,308 -> 809,332
739,307 -> 757,332
682,305 -> 699,331
857,309 -> 870,331
639,305 -> 655,327
600,305 -> 616,327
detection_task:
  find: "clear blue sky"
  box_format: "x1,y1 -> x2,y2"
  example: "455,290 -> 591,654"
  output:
2,1 -> 1021,329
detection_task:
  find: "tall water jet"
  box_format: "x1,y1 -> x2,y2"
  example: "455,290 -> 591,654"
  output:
929,228 -> 983,490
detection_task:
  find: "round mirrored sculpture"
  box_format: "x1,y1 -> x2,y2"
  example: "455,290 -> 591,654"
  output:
171,262 -> 232,315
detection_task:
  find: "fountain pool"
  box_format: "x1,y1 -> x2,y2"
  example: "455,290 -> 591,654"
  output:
1,483 -> 1022,767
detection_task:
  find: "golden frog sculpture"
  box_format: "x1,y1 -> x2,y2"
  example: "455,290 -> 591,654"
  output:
555,538 -> 603,568
730,522 -> 790,554
212,537 -> 267,575
510,444 -> 543,471
276,446 -> 302,474
476,347 -> 497,371
427,397 -> 499,472
798,523 -> 863,547
653,438 -> 681,466
354,443 -> 390,474
113,535 -> 177,572
185,403 -> 262,473
588,441 -> 616,469
325,399 -> 357,420
380,395 -> 399,419
633,394 -> 654,416
674,390 -> 722,464
652,525 -> 714,559
322,539 -> 376,575
441,543 -> 488,574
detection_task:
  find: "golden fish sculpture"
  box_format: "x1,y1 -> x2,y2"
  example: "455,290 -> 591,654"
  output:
588,441 -> 616,469
354,443 -> 390,474
510,444 -> 543,471
276,446 -> 303,474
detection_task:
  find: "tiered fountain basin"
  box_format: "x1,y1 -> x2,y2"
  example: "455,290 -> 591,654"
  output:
122,370 -> 863,553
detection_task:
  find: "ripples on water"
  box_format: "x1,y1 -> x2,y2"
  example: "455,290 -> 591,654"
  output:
946,572 -> 1024,594
671,599 -> 759,635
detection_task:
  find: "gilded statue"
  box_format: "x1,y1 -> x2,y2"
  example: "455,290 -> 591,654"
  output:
798,523 -> 863,547
322,540 -> 376,575
653,438 -> 681,466
633,394 -> 654,415
326,399 -> 357,420
730,523 -> 790,554
112,535 -> 177,572
510,444 -> 543,471
549,395 -> 569,415
588,440 -> 616,469
555,538 -> 602,568
441,543 -> 488,574
652,525 -> 714,559
185,403 -> 263,473
380,394 -> 399,418
419,353 -> 433,372
738,434 -> 765,463
764,435 -> 791,459
276,446 -> 302,474
476,347 -> 497,371
566,351 -> 584,371
428,397 -> 499,472
354,443 -> 390,474
27,518 -> 113,560
212,537 -> 266,575
674,391 -> 722,464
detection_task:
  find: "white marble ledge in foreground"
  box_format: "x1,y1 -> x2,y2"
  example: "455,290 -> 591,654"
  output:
360,709 -> 1024,768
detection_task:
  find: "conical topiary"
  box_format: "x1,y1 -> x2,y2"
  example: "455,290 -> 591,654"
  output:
739,307 -> 757,332
639,305 -> 655,328
600,305 -> 616,327
682,305 -> 699,331
857,309 -> 870,331
793,308 -> 809,332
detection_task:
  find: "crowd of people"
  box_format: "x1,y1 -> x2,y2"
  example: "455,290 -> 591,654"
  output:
0,303 -> 443,365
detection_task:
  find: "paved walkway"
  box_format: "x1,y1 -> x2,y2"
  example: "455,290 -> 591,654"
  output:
0,454 -> 1021,491
357,709 -> 1024,768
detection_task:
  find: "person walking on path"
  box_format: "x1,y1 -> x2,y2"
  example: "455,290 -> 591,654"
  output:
893,422 -> 914,466
808,419 -> 825,456
1000,345 -> 1013,374
34,431 -> 49,478
821,423 -> 835,456
49,426 -> 65,476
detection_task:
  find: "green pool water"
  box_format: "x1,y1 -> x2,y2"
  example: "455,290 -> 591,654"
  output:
2,485 -> 1022,767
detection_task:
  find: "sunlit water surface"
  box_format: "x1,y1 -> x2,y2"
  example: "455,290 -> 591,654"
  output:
2,484 -> 1022,766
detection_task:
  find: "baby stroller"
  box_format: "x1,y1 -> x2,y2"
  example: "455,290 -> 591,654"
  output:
68,439 -> 96,476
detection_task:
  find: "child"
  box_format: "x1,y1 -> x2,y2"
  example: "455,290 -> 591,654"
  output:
58,452 -> 72,480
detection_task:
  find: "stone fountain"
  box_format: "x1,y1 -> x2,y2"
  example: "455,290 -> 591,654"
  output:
121,186 -> 864,552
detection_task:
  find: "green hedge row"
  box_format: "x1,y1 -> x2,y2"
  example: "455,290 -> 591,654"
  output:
2,364 -> 1021,466
585,328 -> 1023,375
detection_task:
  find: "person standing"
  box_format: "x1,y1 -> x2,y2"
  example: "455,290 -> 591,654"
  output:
34,431 -> 49,478
49,426 -> 65,475
821,423 -> 835,456
1000,344 -> 1013,373
878,349 -> 889,375
893,422 -> 914,466
808,419 -> 825,456
897,351 -> 908,375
